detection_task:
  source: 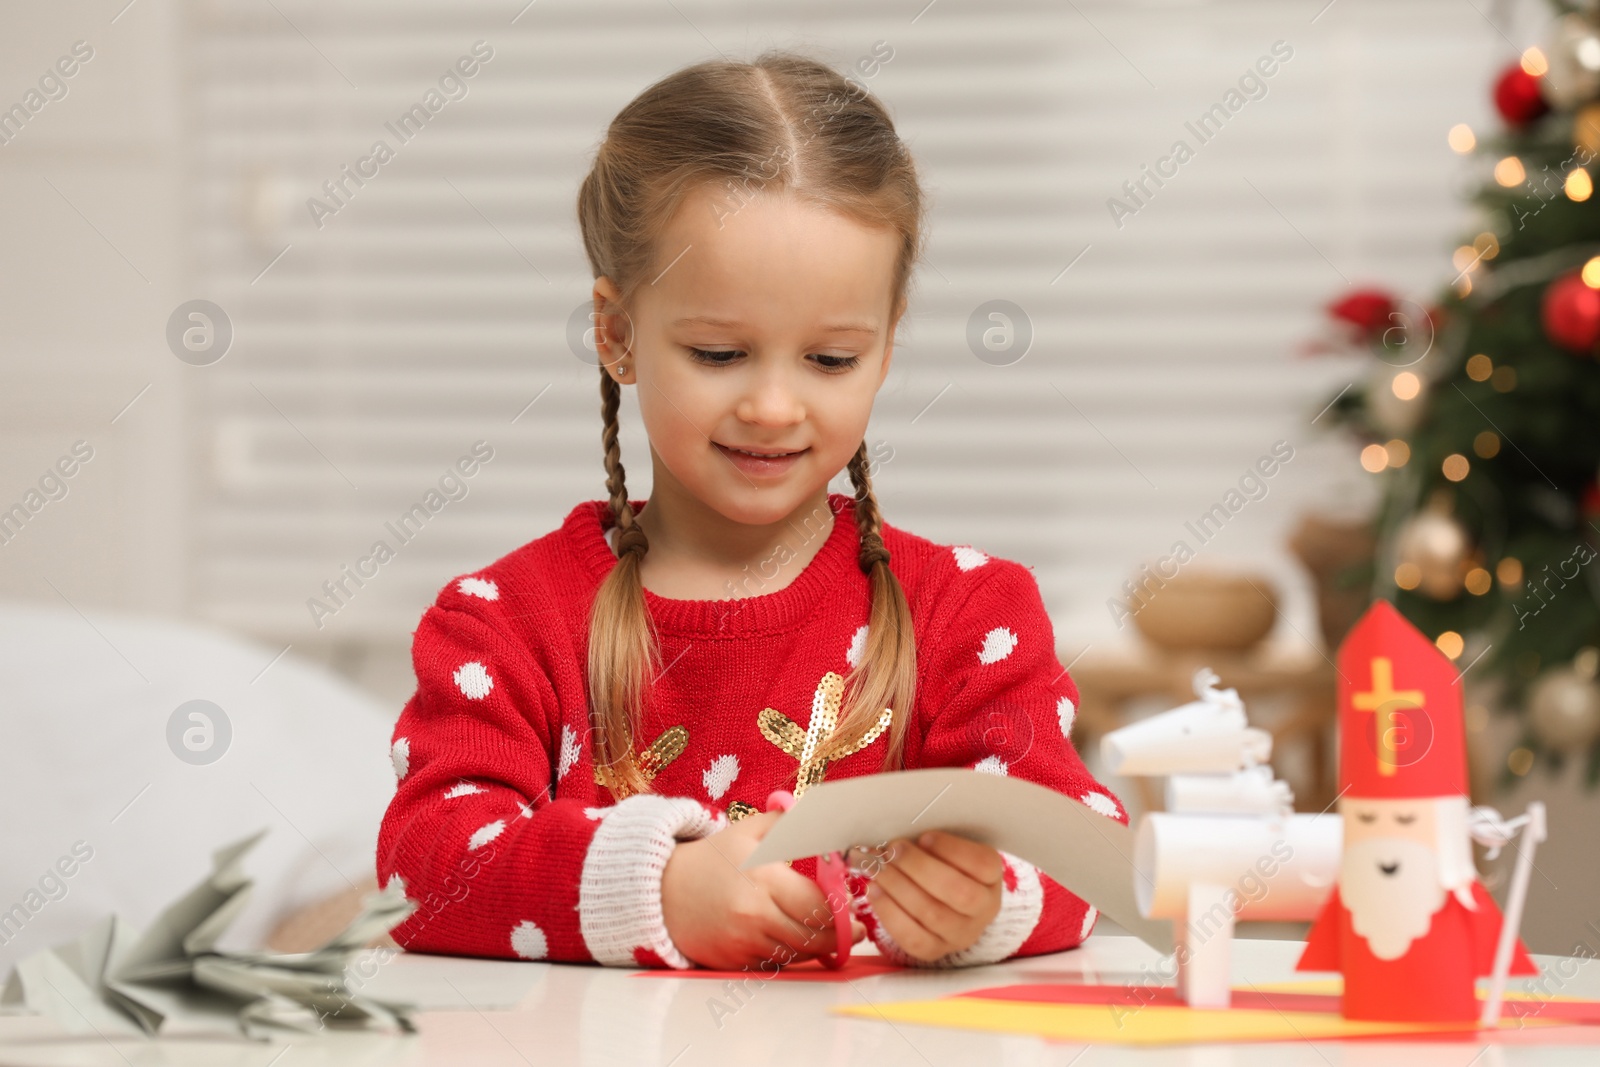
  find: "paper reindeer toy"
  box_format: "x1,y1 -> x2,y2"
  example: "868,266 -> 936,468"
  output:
2,830 -> 418,1039
1295,599 -> 1541,1023
1101,669 -> 1340,1010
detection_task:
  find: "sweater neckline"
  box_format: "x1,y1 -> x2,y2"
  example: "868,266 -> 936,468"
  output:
568,494 -> 862,635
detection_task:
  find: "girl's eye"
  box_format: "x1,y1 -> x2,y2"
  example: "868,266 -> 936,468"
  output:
1394,813 -> 1416,825
687,348 -> 862,373
1356,812 -> 1377,824
810,354 -> 862,373
688,348 -> 743,365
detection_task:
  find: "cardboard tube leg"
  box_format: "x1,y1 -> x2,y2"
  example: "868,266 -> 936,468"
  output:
1177,882 -> 1235,1010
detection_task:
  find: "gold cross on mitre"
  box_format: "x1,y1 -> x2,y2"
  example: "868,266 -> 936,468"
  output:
594,724 -> 689,798
757,671 -> 893,800
1351,656 -> 1425,777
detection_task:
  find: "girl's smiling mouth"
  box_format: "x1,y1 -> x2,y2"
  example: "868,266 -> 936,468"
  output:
714,441 -> 809,477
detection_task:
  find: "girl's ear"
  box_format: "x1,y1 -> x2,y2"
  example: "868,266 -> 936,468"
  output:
593,276 -> 637,384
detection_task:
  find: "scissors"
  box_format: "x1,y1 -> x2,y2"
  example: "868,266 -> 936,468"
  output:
763,789 -> 855,969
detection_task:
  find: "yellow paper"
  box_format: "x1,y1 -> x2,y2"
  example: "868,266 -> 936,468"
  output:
833,996 -> 1563,1047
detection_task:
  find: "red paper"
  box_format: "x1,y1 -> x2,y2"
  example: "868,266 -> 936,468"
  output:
633,956 -> 904,982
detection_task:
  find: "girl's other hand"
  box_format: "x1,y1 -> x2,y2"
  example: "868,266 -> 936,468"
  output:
661,810 -> 865,970
863,830 -> 1004,962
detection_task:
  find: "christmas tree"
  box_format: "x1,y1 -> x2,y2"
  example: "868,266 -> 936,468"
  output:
1319,2 -> 1600,787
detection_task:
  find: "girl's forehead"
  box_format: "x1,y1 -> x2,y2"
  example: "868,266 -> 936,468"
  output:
641,185 -> 900,318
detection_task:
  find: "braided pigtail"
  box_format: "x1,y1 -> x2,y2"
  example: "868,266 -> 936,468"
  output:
587,366 -> 658,799
837,440 -> 917,770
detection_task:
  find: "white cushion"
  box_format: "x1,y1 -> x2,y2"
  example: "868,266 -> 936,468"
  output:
0,602 -> 395,977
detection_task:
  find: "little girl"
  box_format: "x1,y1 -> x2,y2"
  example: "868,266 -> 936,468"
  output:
377,51 -> 1126,972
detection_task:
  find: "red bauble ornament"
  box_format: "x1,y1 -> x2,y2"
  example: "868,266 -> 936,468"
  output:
1542,271 -> 1600,354
1328,288 -> 1396,336
1494,65 -> 1550,127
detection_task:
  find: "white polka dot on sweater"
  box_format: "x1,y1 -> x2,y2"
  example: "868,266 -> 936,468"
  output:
583,806 -> 613,821
454,661 -> 493,700
390,737 -> 410,780
703,754 -> 740,800
557,724 -> 581,781
978,627 -> 1018,665
1080,904 -> 1098,941
1082,791 -> 1120,819
1057,696 -> 1077,738
974,754 -> 1009,776
445,782 -> 484,799
952,546 -> 989,571
469,819 -> 505,850
518,802 -> 534,819
458,576 -> 499,600
845,624 -> 869,668
510,920 -> 548,960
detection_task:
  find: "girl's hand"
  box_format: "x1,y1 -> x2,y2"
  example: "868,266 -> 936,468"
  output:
863,830 -> 1005,962
661,811 -> 865,970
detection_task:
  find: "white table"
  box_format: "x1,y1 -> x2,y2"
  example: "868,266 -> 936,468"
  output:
2,935 -> 1596,1065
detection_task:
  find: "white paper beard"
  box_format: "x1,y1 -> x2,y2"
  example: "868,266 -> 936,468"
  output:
1339,836 -> 1447,961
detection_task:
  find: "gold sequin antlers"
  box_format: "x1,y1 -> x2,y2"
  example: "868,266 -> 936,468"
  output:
758,671 -> 892,799
594,724 -> 688,799
593,673 -> 891,813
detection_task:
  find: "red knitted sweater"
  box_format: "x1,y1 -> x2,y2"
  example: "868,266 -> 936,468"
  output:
376,494 -> 1126,969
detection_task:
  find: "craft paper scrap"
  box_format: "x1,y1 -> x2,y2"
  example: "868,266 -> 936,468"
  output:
634,957 -> 905,982
832,993 -> 1568,1047
741,767 -> 1173,954
1,830 -> 419,1040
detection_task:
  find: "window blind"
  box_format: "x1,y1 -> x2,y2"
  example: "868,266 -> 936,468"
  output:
184,0 -> 1506,699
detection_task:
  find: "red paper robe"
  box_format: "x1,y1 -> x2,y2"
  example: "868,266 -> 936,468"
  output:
1296,881 -> 1539,1021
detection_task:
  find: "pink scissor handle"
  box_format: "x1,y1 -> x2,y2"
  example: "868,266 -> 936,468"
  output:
765,789 -> 852,970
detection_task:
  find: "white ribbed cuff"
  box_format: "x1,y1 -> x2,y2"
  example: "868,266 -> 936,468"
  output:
863,849 -> 1044,968
577,794 -> 726,969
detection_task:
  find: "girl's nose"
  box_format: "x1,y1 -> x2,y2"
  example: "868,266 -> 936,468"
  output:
734,365 -> 806,426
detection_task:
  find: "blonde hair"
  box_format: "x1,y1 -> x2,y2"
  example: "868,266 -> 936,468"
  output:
576,51 -> 924,798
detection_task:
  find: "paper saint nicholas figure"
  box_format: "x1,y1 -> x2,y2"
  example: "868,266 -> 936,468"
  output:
1296,599 -> 1538,1022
